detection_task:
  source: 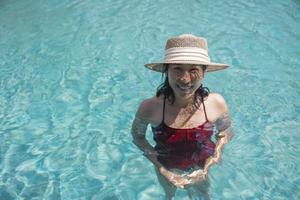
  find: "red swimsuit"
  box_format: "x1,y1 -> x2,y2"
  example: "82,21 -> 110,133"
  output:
152,97 -> 216,170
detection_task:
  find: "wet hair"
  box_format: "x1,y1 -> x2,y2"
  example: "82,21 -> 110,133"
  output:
156,64 -> 210,104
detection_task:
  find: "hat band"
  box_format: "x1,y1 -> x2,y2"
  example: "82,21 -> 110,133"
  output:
164,47 -> 211,63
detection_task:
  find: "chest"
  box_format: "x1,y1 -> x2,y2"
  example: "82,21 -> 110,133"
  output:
152,105 -> 217,129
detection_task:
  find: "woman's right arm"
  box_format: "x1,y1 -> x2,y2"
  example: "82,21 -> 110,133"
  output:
131,115 -> 164,169
131,101 -> 190,188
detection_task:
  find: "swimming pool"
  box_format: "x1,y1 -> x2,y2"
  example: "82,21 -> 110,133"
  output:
1,0 -> 299,199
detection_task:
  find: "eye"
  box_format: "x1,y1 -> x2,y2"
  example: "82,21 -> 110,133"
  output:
173,67 -> 182,72
190,68 -> 199,73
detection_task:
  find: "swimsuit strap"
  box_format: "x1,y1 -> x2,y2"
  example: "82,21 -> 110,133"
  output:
202,96 -> 209,122
162,96 -> 166,124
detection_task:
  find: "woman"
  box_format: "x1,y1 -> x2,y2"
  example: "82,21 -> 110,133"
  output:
131,34 -> 233,199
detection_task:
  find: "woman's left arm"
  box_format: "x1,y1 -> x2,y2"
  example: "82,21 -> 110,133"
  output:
187,112 -> 234,184
203,111 -> 234,172
186,95 -> 234,184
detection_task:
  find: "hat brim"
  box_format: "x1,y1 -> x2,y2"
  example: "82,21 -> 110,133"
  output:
144,61 -> 229,72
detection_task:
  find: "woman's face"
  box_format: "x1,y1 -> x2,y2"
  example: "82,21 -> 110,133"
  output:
167,64 -> 204,99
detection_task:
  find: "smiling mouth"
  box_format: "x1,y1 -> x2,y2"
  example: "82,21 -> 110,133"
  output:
176,84 -> 193,93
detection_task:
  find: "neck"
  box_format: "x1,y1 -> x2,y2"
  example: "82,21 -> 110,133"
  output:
173,94 -> 195,108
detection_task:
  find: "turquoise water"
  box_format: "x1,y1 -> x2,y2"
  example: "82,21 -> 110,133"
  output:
1,0 -> 300,199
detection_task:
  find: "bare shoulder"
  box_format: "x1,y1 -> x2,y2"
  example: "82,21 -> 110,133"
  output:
132,97 -> 160,136
208,93 -> 228,110
136,95 -> 164,120
206,93 -> 229,119
208,93 -> 233,139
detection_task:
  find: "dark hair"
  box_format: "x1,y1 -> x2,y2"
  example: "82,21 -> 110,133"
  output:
156,64 -> 210,104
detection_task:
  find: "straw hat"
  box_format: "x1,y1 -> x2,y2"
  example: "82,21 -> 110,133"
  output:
144,34 -> 229,72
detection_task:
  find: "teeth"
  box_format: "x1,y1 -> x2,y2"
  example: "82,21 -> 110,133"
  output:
180,87 -> 190,90
178,85 -> 192,90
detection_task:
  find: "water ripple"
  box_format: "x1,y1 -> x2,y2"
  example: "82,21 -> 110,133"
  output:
1,0 -> 300,199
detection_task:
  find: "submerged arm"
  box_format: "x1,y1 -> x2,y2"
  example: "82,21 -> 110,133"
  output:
203,112 -> 234,172
131,116 -> 163,168
187,112 -> 234,183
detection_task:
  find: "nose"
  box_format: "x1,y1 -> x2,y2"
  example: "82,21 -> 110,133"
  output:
178,71 -> 191,83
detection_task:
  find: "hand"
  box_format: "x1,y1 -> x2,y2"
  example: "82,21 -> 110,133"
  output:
159,167 -> 191,189
186,169 -> 208,185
